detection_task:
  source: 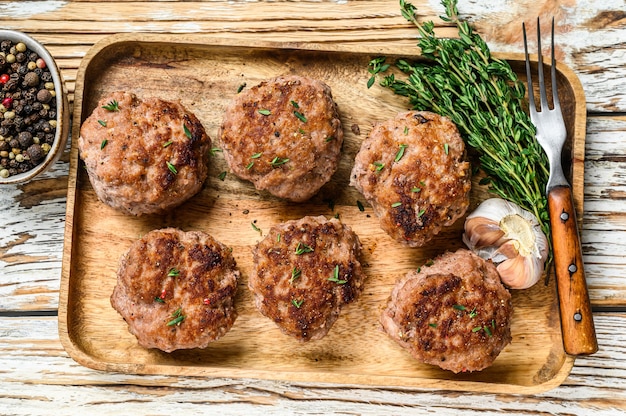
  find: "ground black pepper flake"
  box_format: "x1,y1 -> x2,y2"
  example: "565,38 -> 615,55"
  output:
0,39 -> 57,178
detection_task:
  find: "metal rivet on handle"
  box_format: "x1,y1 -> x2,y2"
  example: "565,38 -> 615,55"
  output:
560,211 -> 569,221
568,264 -> 578,273
574,312 -> 583,322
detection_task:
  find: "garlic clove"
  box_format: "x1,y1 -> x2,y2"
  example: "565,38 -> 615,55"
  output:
463,216 -> 506,248
496,252 -> 543,290
462,198 -> 549,289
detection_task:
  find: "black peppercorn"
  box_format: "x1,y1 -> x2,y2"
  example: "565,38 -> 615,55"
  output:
26,143 -> 44,162
8,138 -> 19,149
17,131 -> 33,148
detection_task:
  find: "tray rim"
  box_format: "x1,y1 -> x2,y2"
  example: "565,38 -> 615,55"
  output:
59,33 -> 583,394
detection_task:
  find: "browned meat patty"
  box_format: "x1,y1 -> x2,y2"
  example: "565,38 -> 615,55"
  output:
380,249 -> 512,373
350,111 -> 471,247
219,75 -> 343,202
78,92 -> 211,216
249,216 -> 365,341
110,228 -> 239,353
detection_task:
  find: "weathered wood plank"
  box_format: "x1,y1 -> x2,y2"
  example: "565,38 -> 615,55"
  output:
0,314 -> 624,414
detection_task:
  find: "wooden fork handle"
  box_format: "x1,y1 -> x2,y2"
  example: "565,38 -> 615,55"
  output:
548,185 -> 598,355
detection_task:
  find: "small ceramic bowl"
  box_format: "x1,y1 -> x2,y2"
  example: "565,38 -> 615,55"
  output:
0,29 -> 69,185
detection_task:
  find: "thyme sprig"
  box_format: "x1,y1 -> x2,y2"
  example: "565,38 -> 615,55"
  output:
370,0 -> 552,262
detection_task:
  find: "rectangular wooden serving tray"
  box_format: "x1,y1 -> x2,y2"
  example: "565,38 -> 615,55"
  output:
59,33 -> 587,394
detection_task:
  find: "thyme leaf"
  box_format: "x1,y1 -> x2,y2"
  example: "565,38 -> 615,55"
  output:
183,124 -> 192,139
167,308 -> 185,326
327,265 -> 347,284
101,100 -> 119,111
295,242 -> 314,255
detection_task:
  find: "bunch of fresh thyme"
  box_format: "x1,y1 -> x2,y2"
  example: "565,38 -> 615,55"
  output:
368,0 -> 551,250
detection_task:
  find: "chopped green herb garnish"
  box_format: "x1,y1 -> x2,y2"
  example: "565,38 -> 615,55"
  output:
251,222 -> 262,235
394,143 -> 408,162
210,147 -> 222,156
472,326 -> 483,333
183,124 -> 192,139
251,152 -> 262,159
428,323 -> 437,328
290,267 -> 302,283
237,83 -> 246,93
327,265 -> 347,284
357,200 -> 365,212
154,296 -> 165,304
444,143 -> 449,155
469,307 -> 478,318
163,141 -> 173,148
167,268 -> 180,277
277,233 -> 281,242
258,109 -> 271,116
403,126 -> 409,135
295,242 -> 314,255
366,56 -> 390,89
101,100 -> 119,111
373,162 -> 385,172
98,120 -> 107,127
269,156 -> 289,167
166,161 -> 177,174
425,259 -> 434,267
484,325 -> 493,337
218,171 -> 227,181
100,139 -> 108,150
167,308 -> 185,326
411,187 -> 421,193
246,161 -> 254,170
325,136 -> 335,142
453,304 -> 466,311
391,202 -> 402,208
290,100 -> 299,108
417,209 -> 425,218
291,299 -> 303,308
294,111 -> 307,123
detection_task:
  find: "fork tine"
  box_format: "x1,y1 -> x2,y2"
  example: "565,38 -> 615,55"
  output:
522,22 -> 536,113
536,18 -> 550,112
550,17 -> 560,108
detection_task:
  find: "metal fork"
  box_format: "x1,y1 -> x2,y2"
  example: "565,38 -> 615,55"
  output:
523,18 -> 598,355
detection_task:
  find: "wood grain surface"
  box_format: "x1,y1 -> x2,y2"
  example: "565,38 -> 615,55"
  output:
2,0 -> 626,414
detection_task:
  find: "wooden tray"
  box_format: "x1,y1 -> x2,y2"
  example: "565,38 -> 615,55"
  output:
60,33 -> 586,394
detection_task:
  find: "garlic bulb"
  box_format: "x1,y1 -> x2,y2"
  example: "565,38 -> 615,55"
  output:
462,198 -> 549,289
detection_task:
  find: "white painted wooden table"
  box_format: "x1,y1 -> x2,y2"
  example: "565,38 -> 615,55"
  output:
1,0 -> 625,414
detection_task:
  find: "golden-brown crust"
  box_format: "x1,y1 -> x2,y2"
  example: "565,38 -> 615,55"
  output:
249,216 -> 364,341
78,92 -> 211,215
110,228 -> 239,353
350,111 -> 471,247
380,249 -> 512,373
219,75 -> 343,202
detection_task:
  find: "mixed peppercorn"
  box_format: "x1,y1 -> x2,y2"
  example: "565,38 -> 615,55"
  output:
0,39 -> 58,178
